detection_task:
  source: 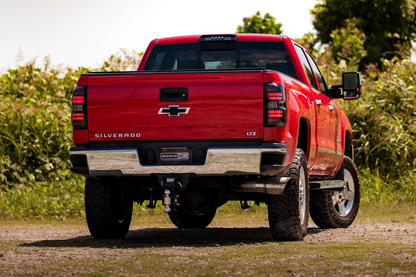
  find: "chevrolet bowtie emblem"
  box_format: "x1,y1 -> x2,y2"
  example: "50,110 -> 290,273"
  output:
158,105 -> 190,117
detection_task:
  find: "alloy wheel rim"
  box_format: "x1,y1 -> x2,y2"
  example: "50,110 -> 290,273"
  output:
332,169 -> 355,217
299,167 -> 306,225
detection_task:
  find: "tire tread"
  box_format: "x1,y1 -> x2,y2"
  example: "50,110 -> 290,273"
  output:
268,149 -> 309,241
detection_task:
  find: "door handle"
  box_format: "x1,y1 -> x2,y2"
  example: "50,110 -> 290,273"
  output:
316,100 -> 322,105
328,105 -> 335,111
160,88 -> 188,102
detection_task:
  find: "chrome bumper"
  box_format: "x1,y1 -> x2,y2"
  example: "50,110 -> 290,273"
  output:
69,148 -> 286,176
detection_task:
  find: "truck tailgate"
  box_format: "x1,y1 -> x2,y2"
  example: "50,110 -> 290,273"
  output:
87,71 -> 264,142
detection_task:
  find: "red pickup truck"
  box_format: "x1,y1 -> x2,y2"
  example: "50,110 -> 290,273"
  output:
69,34 -> 362,241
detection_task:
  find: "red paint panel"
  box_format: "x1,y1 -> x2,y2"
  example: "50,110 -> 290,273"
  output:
73,130 -> 89,146
76,75 -> 88,86
87,72 -> 264,142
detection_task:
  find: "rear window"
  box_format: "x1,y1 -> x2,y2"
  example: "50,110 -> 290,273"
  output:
144,42 -> 297,79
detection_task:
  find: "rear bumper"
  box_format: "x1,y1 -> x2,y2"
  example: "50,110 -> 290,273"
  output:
69,145 -> 286,177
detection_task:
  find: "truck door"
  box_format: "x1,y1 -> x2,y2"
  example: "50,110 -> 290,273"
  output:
294,45 -> 341,175
305,52 -> 342,175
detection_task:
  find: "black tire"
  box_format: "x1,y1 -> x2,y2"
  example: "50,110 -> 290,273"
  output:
268,149 -> 309,241
310,156 -> 361,229
85,177 -> 133,239
169,209 -> 217,229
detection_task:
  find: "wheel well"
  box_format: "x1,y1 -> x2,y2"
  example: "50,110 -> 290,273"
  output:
297,118 -> 309,157
345,130 -> 353,159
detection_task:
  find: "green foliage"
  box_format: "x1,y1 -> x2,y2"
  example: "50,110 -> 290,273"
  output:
345,58 -> 416,177
99,48 -> 143,72
311,0 -> 416,67
295,32 -> 318,56
0,174 -> 84,220
0,51 -> 141,219
324,55 -> 416,205
330,20 -> 367,64
0,60 -> 85,186
299,43 -> 416,205
237,11 -> 283,34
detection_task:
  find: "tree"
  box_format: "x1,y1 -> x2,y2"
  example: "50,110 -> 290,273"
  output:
311,0 -> 416,67
295,32 -> 318,57
330,20 -> 367,65
237,11 -> 282,34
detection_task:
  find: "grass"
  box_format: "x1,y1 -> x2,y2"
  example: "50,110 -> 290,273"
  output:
0,175 -> 84,220
1,200 -> 415,227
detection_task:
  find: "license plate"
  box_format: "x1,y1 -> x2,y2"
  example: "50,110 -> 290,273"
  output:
158,148 -> 191,165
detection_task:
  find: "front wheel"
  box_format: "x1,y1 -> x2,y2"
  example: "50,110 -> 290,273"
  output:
310,156 -> 361,229
268,149 -> 309,241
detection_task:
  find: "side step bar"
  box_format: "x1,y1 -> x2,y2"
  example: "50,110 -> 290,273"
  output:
310,180 -> 345,191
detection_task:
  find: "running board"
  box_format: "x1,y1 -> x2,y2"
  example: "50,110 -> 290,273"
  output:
309,180 -> 345,191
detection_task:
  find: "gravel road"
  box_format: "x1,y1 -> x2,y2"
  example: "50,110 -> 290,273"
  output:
0,219 -> 415,276
1,222 -> 416,245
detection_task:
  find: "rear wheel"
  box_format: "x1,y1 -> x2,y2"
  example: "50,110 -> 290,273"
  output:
268,149 -> 309,241
169,209 -> 217,229
310,156 -> 361,228
85,177 -> 133,239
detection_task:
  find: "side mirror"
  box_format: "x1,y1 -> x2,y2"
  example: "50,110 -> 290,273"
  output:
329,72 -> 362,100
342,72 -> 362,100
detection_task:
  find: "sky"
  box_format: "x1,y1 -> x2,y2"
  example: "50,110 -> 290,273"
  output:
0,0 -> 319,72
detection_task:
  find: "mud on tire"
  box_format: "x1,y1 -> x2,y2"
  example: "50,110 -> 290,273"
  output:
310,156 -> 361,229
268,149 -> 309,241
85,177 -> 133,239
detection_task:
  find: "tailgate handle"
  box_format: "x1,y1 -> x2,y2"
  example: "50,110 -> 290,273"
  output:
160,88 -> 188,102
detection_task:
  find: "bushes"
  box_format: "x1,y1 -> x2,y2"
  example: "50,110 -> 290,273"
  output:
0,63 -> 84,185
0,51 -> 141,219
345,58 -> 416,205
0,49 -> 141,187
348,58 -> 416,176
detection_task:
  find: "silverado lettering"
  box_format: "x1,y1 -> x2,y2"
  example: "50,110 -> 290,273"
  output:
69,34 -> 362,241
94,133 -> 141,138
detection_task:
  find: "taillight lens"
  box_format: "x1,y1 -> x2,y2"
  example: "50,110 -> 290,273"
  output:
72,86 -> 87,129
264,83 -> 286,127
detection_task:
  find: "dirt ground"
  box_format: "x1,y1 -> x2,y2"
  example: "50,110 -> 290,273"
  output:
1,221 -> 415,245
1,215 -> 415,276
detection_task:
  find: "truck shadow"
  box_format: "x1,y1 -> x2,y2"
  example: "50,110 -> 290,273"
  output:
20,227 -> 326,249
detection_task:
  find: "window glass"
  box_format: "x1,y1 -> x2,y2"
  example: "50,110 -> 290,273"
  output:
144,41 -> 297,80
294,45 -> 318,90
306,52 -> 327,94
144,44 -> 199,70
238,42 -> 297,79
200,51 -> 235,69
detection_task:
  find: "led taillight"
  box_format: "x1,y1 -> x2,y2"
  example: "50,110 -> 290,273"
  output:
264,83 -> 286,127
72,86 -> 87,129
